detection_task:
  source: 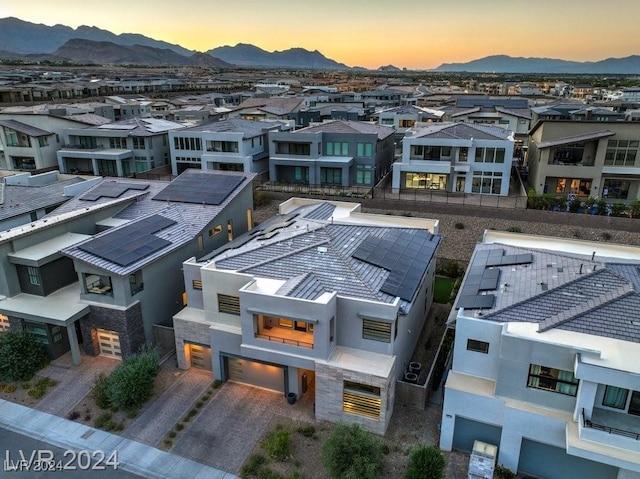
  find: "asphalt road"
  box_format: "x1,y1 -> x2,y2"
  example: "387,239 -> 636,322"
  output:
0,428 -> 142,479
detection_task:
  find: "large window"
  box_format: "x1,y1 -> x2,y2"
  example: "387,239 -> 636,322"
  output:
326,141 -> 349,156
603,386 -> 628,409
603,179 -> 631,199
294,166 -> 309,183
343,381 -> 381,419
174,137 -> 202,151
605,140 -> 638,166
411,145 -> 450,161
356,165 -> 373,185
475,147 -> 505,163
362,318 -> 392,343
471,171 -> 502,194
552,143 -> 585,164
209,141 -> 238,153
404,172 -> 447,190
527,364 -> 578,396
218,294 -> 240,315
320,167 -> 342,185
109,137 -> 127,149
276,142 -> 310,155
356,142 -> 373,157
132,137 -> 145,149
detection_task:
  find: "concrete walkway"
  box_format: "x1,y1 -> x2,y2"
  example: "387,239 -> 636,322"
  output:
35,352 -> 120,416
125,368 -> 212,446
0,399 -> 237,479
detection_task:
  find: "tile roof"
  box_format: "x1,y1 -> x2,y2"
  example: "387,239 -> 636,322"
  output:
59,170 -> 253,276
0,177 -> 85,222
296,120 -> 395,140
408,122 -> 513,141
208,203 -> 440,312
0,119 -> 52,137
535,130 -> 615,149
457,243 -> 640,343
177,118 -> 283,137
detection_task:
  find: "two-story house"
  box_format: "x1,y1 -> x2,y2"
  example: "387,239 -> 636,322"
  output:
0,170 -> 254,365
377,105 -> 444,143
268,120 -> 395,188
173,198 -> 440,434
440,230 -> 640,479
392,122 -> 515,195
168,118 -> 289,176
57,118 -> 185,177
527,120 -> 640,200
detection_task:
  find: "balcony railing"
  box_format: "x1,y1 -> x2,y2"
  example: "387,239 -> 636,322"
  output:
582,408 -> 640,441
255,333 -> 313,349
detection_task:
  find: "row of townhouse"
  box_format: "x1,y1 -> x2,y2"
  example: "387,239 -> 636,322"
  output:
0,169 -> 254,366
441,230 -> 640,478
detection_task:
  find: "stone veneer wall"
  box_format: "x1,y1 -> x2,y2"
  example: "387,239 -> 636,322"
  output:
315,362 -> 396,436
80,303 -> 144,359
173,316 -> 213,370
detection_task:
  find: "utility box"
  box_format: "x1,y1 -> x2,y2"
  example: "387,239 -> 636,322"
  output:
468,440 -> 497,479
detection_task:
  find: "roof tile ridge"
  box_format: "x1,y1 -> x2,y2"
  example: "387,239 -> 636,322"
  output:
538,284 -> 634,332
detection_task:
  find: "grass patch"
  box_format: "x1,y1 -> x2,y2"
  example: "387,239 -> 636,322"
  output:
434,276 -> 456,304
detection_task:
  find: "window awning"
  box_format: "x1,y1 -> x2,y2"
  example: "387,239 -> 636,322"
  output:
9,232 -> 92,266
536,130 -> 615,149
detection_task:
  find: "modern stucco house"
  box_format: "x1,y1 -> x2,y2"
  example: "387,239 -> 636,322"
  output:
268,120 -> 395,188
0,169 -> 254,365
440,230 -> 640,479
173,198 -> 440,434
527,120 -> 640,200
392,122 -> 515,195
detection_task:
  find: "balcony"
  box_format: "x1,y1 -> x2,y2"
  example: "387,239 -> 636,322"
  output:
581,408 -> 640,452
255,321 -> 314,349
85,277 -> 113,296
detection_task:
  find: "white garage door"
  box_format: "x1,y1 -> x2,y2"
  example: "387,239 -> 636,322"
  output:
97,328 -> 121,359
227,357 -> 284,393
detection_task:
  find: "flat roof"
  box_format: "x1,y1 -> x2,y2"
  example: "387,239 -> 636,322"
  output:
8,232 -> 91,266
320,346 -> 395,378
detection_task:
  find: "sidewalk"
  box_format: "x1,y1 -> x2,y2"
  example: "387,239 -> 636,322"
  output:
0,399 -> 237,479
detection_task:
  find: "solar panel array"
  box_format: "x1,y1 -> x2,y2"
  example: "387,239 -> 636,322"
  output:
77,215 -> 176,266
81,182 -> 149,202
153,173 -> 245,205
352,230 -> 438,302
456,249 -> 533,310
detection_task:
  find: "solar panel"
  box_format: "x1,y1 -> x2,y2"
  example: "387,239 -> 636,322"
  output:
153,172 -> 245,205
81,182 -> 150,202
77,214 -> 176,266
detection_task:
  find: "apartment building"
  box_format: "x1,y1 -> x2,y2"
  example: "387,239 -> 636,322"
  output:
392,122 -> 515,195
527,120 -> 640,200
168,118 -> 288,176
0,170 -> 254,365
440,230 -> 640,479
57,118 -> 185,177
173,198 -> 440,434
268,120 -> 395,187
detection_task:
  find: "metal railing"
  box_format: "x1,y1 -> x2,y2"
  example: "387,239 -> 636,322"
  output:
255,181 -> 372,199
582,408 -> 640,440
255,333 -> 313,349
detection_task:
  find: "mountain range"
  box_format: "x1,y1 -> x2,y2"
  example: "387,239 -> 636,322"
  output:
2,17 -> 640,73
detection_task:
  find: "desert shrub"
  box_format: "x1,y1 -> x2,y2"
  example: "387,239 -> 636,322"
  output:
405,444 -> 446,479
253,191 -> 272,208
296,424 -> 316,438
454,222 -> 465,230
611,200 -> 626,217
105,344 -> 160,411
67,410 -> 81,420
0,331 -> 49,381
601,232 -> 612,241
4,384 -> 17,393
93,372 -> 112,409
94,412 -> 113,429
629,199 -> 640,218
175,423 -> 184,431
26,377 -> 56,399
439,259 -> 463,278
506,226 -> 522,233
321,423 -> 385,479
261,425 -> 291,461
240,453 -> 268,478
495,464 -> 516,479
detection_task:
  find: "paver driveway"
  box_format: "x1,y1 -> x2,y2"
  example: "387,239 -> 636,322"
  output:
172,382 -> 315,474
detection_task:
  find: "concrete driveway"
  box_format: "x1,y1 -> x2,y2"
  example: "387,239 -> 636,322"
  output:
172,382 -> 315,474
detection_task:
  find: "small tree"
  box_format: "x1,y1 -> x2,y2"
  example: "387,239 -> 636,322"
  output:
0,331 -> 49,381
321,423 -> 385,479
406,444 -> 446,479
105,344 -> 160,411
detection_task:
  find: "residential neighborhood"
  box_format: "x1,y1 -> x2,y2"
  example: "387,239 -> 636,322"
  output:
1,12 -> 640,479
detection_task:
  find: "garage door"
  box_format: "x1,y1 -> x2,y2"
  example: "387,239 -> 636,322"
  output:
518,439 -> 618,479
452,416 -> 502,453
97,328 -> 121,359
189,344 -> 212,371
227,357 -> 284,393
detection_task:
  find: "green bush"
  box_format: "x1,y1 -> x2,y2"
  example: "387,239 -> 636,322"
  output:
454,222 -> 465,230
321,423 -> 385,479
405,444 -> 446,479
296,424 -> 316,438
94,412 -> 113,429
26,378 -> 56,399
495,464 -> 516,479
0,331 -> 49,381
629,199 -> 640,218
104,344 -> 160,411
261,425 -> 291,461
611,200 -> 626,217
253,191 -> 273,208
240,453 -> 268,478
93,372 -> 112,409
439,259 -> 463,278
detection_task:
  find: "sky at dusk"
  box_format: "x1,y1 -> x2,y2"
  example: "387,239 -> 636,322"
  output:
1,0 -> 639,69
